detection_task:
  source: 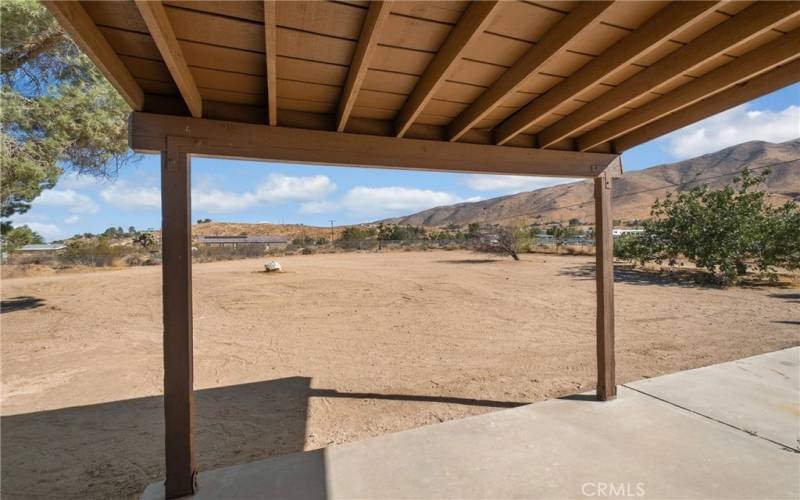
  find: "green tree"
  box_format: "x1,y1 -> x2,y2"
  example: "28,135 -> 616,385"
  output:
1,0 -> 131,232
1,224 -> 43,252
636,169 -> 799,285
376,222 -> 392,249
466,222 -> 481,240
133,231 -> 156,249
546,224 -> 580,253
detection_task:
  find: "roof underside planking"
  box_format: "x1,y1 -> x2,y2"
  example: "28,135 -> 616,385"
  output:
44,0 -> 800,159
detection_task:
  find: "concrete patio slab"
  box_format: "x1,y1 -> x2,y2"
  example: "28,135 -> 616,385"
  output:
626,347 -> 799,451
143,348 -> 800,499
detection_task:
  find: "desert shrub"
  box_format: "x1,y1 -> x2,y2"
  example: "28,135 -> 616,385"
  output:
632,168 -> 799,285
193,243 -> 266,262
476,221 -> 530,260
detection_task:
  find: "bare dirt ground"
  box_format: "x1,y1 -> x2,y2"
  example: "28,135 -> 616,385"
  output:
2,250 -> 798,498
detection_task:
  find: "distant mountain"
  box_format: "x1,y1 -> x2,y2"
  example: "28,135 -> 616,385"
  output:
382,139 -> 800,226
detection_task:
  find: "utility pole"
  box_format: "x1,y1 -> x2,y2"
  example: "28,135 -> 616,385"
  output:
329,220 -> 335,245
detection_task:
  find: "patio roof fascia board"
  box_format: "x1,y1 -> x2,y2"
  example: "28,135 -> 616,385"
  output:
42,1 -> 144,111
492,0 -> 724,146
536,0 -> 800,149
577,29 -> 800,151
612,58 -> 800,152
336,0 -> 393,132
447,1 -> 615,143
129,112 -> 620,178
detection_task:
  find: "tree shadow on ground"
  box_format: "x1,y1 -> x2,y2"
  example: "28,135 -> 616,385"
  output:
558,264 -> 713,288
436,259 -> 502,264
1,377 -> 529,499
768,293 -> 800,304
1,296 -> 45,314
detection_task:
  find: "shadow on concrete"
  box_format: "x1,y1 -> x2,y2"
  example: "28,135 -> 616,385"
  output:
1,377 -> 313,499
310,388 -> 528,408
1,296 -> 46,314
558,393 -> 598,402
772,320 -> 800,326
769,293 -> 800,304
559,264 -> 712,288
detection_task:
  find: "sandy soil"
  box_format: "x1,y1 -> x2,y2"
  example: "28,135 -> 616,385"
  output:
2,250 -> 798,498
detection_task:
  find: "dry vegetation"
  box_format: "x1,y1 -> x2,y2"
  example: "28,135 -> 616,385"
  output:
1,250 -> 798,498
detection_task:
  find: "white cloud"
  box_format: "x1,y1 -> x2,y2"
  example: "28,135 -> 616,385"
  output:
15,222 -> 65,241
338,186 -> 468,217
255,174 -> 336,202
58,172 -> 106,190
101,182 -> 161,211
299,200 -> 336,214
34,189 -> 99,214
188,174 -> 336,214
64,215 -> 80,224
192,188 -> 258,213
664,104 -> 800,159
461,174 -> 573,194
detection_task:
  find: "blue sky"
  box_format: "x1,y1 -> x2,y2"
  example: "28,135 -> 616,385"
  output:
12,84 -> 800,241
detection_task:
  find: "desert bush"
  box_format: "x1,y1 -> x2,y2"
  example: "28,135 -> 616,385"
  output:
631,168 -> 799,285
476,221 -> 530,260
193,243 -> 266,262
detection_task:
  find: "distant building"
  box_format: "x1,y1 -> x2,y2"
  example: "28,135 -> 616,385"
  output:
612,228 -> 644,239
195,235 -> 288,249
17,244 -> 66,253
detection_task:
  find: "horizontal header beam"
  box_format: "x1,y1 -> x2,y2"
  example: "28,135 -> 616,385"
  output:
129,112 -> 619,178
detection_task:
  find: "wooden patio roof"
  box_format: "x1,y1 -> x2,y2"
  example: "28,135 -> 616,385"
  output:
45,0 -> 800,161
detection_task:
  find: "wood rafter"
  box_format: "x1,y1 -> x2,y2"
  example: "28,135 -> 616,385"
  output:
613,59 -> 800,153
447,1 -> 614,142
578,30 -> 800,151
394,1 -> 500,137
264,0 -> 278,126
536,1 -> 800,149
129,112 -> 620,178
135,0 -> 202,117
42,1 -> 144,110
493,1 -> 722,146
337,1 -> 393,132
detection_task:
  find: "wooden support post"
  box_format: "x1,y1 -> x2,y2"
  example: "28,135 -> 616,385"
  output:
594,173 -> 616,401
161,138 -> 196,497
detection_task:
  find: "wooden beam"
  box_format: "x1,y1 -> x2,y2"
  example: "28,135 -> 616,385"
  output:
161,137 -> 195,498
578,30 -> 800,151
337,1 -> 392,132
493,1 -> 721,146
264,0 -> 278,126
537,1 -> 800,149
394,1 -> 500,137
42,1 -> 144,110
135,1 -> 202,118
447,1 -> 613,142
129,112 -> 620,178
594,172 -> 615,401
613,59 -> 800,153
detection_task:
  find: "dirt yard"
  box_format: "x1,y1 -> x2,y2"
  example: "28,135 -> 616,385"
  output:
2,250 -> 798,498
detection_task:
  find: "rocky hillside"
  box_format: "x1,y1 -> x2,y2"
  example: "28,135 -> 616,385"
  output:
382,139 -> 800,226
192,222 -> 342,240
